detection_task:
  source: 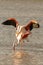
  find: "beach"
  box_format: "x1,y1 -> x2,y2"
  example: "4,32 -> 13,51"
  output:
0,0 -> 43,65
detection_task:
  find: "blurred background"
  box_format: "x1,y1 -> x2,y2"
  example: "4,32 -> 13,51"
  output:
0,0 -> 43,65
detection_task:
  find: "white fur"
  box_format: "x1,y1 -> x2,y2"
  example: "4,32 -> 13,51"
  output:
16,25 -> 23,44
15,25 -> 27,44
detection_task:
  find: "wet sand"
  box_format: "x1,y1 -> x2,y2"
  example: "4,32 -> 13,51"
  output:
0,0 -> 43,65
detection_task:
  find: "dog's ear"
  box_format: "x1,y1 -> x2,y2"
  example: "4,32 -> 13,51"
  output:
2,18 -> 19,27
33,23 -> 40,28
24,20 -> 40,31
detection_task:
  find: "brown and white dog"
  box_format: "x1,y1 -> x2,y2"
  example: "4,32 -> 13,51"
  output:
2,18 -> 40,50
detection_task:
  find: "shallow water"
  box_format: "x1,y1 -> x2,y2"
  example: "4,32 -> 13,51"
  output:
0,0 -> 43,65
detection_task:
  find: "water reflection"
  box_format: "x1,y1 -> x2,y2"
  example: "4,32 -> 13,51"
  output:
12,49 -> 30,65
